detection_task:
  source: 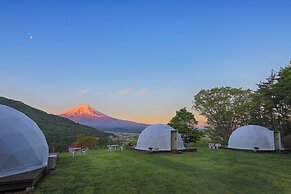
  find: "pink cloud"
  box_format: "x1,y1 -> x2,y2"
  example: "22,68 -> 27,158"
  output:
113,87 -> 133,96
78,89 -> 89,94
136,88 -> 149,95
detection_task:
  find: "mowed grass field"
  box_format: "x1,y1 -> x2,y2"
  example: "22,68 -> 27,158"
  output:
33,146 -> 291,194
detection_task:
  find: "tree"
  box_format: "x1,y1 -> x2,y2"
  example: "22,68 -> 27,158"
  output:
271,64 -> 291,135
75,135 -> 99,148
250,71 -> 280,129
193,87 -> 254,143
168,108 -> 202,143
253,64 -> 291,135
129,136 -> 138,146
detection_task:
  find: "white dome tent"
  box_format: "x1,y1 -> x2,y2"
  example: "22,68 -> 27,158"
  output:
0,105 -> 49,178
228,125 -> 282,151
135,124 -> 185,151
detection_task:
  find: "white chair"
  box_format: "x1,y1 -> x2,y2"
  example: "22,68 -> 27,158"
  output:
68,148 -> 75,157
82,147 -> 89,156
215,143 -> 221,149
119,145 -> 124,151
107,145 -> 113,152
208,143 -> 214,149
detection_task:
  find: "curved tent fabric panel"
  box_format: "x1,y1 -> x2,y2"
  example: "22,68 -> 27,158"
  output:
0,105 -> 49,178
228,125 -> 275,151
135,128 -> 171,151
135,124 -> 185,151
177,133 -> 185,150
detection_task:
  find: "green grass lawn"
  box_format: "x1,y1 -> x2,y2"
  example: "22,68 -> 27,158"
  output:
33,146 -> 291,194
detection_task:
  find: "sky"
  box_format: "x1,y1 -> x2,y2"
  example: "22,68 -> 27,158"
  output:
0,0 -> 291,124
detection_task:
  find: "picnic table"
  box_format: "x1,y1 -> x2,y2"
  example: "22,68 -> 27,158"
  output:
109,145 -> 119,151
68,147 -> 82,156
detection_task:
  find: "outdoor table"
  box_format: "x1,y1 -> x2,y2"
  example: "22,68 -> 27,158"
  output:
73,148 -> 82,155
110,145 -> 119,151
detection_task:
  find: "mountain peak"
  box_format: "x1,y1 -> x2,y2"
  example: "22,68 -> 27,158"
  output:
76,104 -> 95,110
59,104 -> 107,118
59,104 -> 149,132
78,104 -> 91,108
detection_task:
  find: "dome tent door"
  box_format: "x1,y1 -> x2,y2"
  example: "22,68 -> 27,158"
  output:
274,131 -> 282,150
171,131 -> 178,150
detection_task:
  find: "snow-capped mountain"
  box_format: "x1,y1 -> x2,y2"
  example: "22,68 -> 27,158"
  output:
59,104 -> 148,132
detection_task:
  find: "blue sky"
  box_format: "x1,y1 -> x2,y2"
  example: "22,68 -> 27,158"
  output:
0,0 -> 290,124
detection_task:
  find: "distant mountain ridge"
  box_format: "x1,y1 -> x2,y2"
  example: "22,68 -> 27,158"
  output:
0,97 -> 109,151
59,104 -> 149,132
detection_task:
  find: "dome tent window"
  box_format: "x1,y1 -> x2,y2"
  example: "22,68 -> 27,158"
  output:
0,105 -> 49,178
228,125 -> 282,151
135,124 -> 185,152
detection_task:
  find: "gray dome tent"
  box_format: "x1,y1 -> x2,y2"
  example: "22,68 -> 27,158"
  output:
135,124 -> 185,151
0,105 -> 48,177
228,125 -> 281,151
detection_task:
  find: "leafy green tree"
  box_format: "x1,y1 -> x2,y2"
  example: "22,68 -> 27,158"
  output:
129,136 -> 138,146
272,64 -> 291,135
168,108 -> 202,143
75,135 -> 99,148
193,87 -> 254,143
204,128 -> 224,143
252,64 -> 291,135
250,71 -> 280,129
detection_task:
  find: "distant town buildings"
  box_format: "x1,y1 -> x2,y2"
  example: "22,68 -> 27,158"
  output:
107,131 -> 140,143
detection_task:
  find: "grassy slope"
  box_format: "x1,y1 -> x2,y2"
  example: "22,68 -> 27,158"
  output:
0,97 -> 108,151
34,146 -> 291,194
